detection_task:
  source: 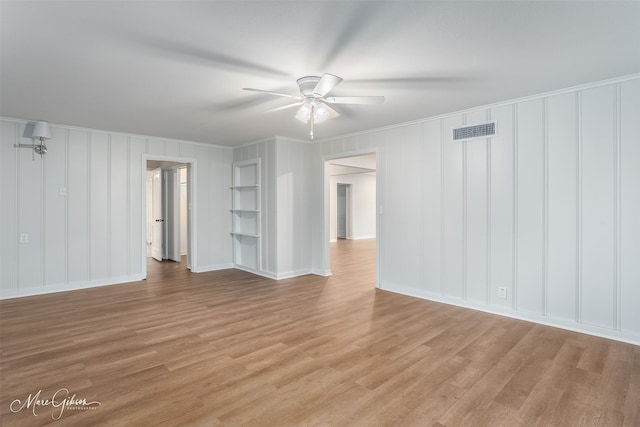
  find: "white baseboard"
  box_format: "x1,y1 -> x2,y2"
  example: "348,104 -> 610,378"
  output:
311,268 -> 332,277
383,283 -> 640,346
0,274 -> 146,300
191,263 -> 233,273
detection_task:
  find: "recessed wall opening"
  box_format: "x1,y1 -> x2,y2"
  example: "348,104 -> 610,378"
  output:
324,152 -> 378,287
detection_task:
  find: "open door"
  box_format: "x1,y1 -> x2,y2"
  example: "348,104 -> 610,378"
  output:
166,168 -> 181,262
337,183 -> 348,239
151,167 -> 164,261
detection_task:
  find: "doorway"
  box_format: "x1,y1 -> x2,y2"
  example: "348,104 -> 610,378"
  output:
324,151 -> 378,285
145,159 -> 192,275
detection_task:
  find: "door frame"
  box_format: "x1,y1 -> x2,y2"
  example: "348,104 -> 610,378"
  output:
142,155 -> 197,278
322,148 -> 379,287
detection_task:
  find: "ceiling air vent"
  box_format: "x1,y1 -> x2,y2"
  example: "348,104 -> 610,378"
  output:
452,121 -> 497,142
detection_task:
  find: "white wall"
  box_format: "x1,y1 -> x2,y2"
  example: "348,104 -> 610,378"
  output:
329,173 -> 376,242
233,137 -> 312,279
309,75 -> 640,345
0,119 -> 233,298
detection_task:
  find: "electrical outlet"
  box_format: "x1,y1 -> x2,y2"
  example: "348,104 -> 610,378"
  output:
498,287 -> 507,299
20,233 -> 29,243
59,187 -> 67,196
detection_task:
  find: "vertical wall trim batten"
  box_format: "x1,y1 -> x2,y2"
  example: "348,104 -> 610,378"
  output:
107,135 -> 112,277
420,123 -> 426,290
486,109 -> 492,305
614,83 -> 621,330
462,116 -> 468,300
14,123 -> 20,291
543,99 -> 549,316
126,137 -> 131,276
576,92 -> 583,323
440,119 -> 445,295
64,129 -> 69,284
512,104 -> 519,310
87,132 -> 92,281
41,135 -> 46,288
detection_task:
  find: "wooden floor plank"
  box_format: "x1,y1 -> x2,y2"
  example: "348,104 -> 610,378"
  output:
1,239 -> 638,426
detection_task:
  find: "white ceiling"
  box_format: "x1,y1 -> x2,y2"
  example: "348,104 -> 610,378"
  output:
2,1 -> 639,147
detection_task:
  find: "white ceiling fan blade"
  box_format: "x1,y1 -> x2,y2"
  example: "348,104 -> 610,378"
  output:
313,73 -> 343,97
324,96 -> 385,105
243,88 -> 301,99
264,101 -> 304,113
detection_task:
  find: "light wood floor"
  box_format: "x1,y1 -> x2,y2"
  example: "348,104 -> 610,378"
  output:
1,239 -> 638,426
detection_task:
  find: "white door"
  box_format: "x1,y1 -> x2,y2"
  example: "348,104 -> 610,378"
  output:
337,184 -> 347,239
167,168 -> 181,262
151,167 -> 164,262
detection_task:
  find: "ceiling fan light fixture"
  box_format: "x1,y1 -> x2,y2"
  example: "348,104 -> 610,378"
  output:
313,103 -> 330,123
295,104 -> 311,122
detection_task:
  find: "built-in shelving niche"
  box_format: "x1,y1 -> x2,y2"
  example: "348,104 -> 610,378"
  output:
230,159 -> 261,271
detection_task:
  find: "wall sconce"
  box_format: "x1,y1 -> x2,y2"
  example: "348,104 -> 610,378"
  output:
16,120 -> 51,158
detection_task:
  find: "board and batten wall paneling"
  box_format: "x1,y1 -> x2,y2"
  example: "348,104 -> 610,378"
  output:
401,124 -> 424,290
0,121 -> 18,291
515,99 -> 545,314
128,137 -> 146,276
1,119 -> 233,298
43,126 -> 67,286
89,132 -> 110,281
311,75 -> 640,345
422,120 -> 442,294
488,105 -> 515,308
464,110 -> 489,303
110,135 -> 129,279
441,115 -> 464,298
17,123 -> 43,290
620,78 -> 640,335
580,85 -> 616,329
67,129 -> 90,285
546,92 -> 578,322
384,128 -> 407,287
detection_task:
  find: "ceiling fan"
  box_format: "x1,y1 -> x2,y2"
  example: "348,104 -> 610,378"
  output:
243,73 -> 384,139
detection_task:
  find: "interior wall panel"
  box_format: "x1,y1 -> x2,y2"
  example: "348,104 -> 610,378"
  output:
0,121 -> 18,291
17,123 -> 43,289
442,116 -> 464,297
488,105 -> 514,308
403,125 -> 424,289
422,120 -> 442,293
546,92 -> 578,321
464,110 -> 489,303
384,128 -> 407,286
310,75 -> 639,344
515,99 -> 545,314
43,127 -> 67,286
67,129 -> 89,284
581,86 -> 616,329
195,145 -> 211,269
620,78 -> 640,334
89,133 -> 109,280
129,137 -> 145,276
110,135 -> 129,278
1,120 -> 232,298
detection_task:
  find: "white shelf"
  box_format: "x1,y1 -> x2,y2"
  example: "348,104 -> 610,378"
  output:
230,185 -> 260,189
231,232 -> 260,238
231,158 -> 261,271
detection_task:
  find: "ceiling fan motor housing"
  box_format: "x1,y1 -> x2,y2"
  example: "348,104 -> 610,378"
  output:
297,76 -> 322,96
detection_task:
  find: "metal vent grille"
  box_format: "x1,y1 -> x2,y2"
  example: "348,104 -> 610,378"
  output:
452,121 -> 497,142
